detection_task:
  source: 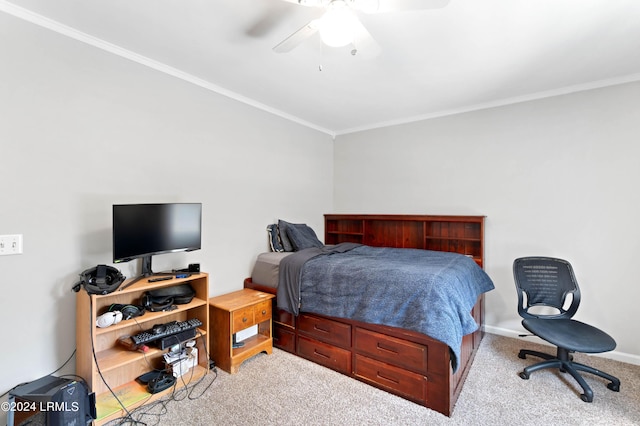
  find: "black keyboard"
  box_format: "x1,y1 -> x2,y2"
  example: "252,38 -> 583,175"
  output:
131,318 -> 203,346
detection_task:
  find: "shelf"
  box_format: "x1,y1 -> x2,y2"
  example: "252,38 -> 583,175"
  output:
114,273 -> 208,295
232,333 -> 271,358
425,236 -> 481,242
95,328 -> 207,372
95,365 -> 209,423
324,214 -> 485,268
94,298 -> 207,336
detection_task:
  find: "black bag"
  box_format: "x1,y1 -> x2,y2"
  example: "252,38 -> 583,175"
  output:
141,284 -> 196,312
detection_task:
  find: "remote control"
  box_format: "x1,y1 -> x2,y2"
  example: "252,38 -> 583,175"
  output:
148,276 -> 173,283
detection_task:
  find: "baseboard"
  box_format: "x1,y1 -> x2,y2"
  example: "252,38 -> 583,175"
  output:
484,325 -> 640,366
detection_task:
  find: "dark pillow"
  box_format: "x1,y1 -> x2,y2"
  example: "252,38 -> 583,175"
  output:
286,223 -> 323,251
267,224 -> 284,252
278,220 -> 295,252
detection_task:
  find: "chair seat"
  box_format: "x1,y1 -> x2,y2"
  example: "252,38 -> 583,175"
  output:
522,318 -> 616,353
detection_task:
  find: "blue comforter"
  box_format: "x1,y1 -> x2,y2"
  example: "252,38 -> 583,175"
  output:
278,244 -> 495,372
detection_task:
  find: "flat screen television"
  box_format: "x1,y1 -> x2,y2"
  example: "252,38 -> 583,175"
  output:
113,203 -> 202,281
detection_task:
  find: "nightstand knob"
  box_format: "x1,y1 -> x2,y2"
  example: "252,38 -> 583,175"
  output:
242,317 -> 247,323
262,310 -> 267,315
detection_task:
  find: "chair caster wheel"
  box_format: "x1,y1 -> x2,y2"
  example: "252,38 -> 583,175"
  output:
607,382 -> 620,392
519,371 -> 529,380
580,394 -> 593,403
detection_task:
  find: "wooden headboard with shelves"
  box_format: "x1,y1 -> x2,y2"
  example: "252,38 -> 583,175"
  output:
324,214 -> 485,267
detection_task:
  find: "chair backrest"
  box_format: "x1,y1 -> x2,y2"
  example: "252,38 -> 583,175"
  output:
513,257 -> 581,320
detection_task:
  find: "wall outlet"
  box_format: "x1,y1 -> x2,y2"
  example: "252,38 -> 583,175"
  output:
0,234 -> 23,255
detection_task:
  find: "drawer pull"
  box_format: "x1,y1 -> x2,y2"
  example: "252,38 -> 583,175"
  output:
313,349 -> 330,360
262,310 -> 267,315
242,317 -> 248,322
376,371 -> 400,385
377,343 -> 399,354
313,324 -> 330,334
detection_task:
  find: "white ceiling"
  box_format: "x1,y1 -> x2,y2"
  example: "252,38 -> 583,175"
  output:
3,0 -> 640,136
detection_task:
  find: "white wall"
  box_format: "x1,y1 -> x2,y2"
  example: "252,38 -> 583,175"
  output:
334,81 -> 640,364
0,12 -> 333,412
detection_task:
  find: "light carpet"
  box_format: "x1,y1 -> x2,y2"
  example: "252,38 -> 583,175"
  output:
107,333 -> 640,425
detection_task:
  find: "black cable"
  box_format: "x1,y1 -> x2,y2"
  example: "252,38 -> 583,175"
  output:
88,294 -> 143,426
0,349 -> 77,399
86,295 -> 214,425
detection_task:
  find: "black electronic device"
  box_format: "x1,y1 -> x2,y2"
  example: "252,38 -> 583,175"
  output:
188,263 -> 200,273
72,265 -> 125,295
147,371 -> 176,394
148,276 -> 173,283
131,318 -> 203,346
7,375 -> 96,426
155,328 -> 197,350
107,303 -> 145,320
141,283 -> 196,312
112,203 -> 202,284
136,370 -> 161,385
232,334 -> 245,348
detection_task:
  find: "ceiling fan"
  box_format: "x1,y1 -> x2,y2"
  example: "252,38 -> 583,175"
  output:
273,0 -> 451,55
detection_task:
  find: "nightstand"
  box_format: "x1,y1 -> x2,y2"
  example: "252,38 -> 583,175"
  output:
209,289 -> 275,373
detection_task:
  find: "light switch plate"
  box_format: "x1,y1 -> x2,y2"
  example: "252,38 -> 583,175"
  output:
0,234 -> 23,255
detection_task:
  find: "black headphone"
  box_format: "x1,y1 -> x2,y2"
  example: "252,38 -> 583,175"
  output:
73,265 -> 126,295
107,303 -> 145,320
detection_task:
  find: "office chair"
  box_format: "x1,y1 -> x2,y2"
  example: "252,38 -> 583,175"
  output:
513,257 -> 620,402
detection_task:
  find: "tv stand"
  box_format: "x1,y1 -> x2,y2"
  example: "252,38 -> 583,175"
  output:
76,273 -> 210,425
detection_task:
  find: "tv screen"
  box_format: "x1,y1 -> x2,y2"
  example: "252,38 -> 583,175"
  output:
113,203 -> 202,273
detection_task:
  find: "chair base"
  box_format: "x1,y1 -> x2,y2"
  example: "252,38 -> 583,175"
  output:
518,347 -> 620,402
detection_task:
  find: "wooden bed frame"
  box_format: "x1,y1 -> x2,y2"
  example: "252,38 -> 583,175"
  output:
244,214 -> 486,417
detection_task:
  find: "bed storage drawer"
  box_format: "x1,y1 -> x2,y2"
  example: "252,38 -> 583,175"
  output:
273,324 -> 296,353
354,354 -> 427,402
298,313 -> 351,348
274,306 -> 295,327
354,327 -> 428,372
297,335 -> 351,374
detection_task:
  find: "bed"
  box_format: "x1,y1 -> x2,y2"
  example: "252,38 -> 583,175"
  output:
244,214 -> 493,416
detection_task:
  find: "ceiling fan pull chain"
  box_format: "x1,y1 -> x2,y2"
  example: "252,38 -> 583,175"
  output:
318,38 -> 324,71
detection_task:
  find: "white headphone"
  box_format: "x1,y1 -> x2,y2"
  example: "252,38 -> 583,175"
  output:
96,311 -> 123,328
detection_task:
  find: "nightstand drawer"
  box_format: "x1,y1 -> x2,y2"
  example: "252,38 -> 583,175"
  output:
254,300 -> 271,323
232,306 -> 255,332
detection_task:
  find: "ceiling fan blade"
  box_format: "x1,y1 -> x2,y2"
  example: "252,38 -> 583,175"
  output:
355,0 -> 450,13
350,17 -> 381,59
273,20 -> 320,53
246,2 -> 294,38
279,0 -> 324,7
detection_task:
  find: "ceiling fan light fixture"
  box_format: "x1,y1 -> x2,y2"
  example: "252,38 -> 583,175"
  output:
318,2 -> 359,47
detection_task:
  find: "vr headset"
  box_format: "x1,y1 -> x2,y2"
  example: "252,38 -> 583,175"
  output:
141,284 -> 196,312
73,265 -> 125,295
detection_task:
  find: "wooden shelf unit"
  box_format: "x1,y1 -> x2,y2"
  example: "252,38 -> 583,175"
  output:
325,214 -> 484,267
76,273 -> 210,425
